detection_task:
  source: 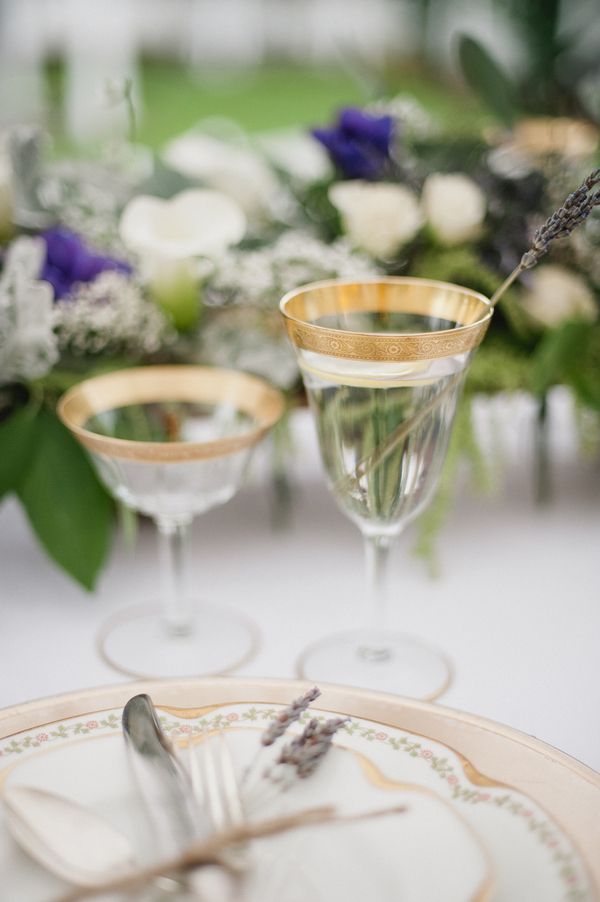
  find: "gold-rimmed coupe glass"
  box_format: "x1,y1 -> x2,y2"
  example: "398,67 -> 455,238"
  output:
281,278 -> 493,699
58,365 -> 284,679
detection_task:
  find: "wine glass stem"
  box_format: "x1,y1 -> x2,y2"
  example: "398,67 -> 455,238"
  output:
156,516 -> 194,636
359,533 -> 393,663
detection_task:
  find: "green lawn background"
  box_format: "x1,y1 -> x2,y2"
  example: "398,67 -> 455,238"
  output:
46,60 -> 488,150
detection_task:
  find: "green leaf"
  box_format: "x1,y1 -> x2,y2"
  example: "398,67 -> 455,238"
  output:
17,408 -> 113,590
0,404 -> 38,499
530,322 -> 590,397
458,35 -> 519,126
565,325 -> 600,412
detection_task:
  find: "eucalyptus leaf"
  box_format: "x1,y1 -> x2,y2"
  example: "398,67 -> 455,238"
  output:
458,35 -> 519,127
0,404 -> 38,499
17,409 -> 113,590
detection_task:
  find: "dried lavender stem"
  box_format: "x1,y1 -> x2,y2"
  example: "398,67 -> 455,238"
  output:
335,370 -> 464,496
489,264 -> 524,307
247,717 -> 350,811
490,167 -> 600,309
243,687 -> 321,789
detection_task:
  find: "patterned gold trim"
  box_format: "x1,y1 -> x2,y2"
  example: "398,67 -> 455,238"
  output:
58,365 -> 285,463
280,278 -> 492,362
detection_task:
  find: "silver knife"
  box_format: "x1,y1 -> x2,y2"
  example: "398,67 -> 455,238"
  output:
122,693 -> 204,860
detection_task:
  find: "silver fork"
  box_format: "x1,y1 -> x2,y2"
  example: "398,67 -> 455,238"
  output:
187,727 -> 250,874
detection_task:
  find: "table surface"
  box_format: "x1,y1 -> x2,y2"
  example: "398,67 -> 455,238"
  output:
1,390 -> 599,771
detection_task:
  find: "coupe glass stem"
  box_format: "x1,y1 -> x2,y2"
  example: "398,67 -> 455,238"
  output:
156,516 -> 195,637
358,532 -> 394,663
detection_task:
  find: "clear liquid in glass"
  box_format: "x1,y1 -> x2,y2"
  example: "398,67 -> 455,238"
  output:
83,401 -> 257,520
300,313 -> 470,536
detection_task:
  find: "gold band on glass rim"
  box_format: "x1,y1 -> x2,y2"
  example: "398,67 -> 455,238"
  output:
58,365 -> 285,463
280,277 -> 493,362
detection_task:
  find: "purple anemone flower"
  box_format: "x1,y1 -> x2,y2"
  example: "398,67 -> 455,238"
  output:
40,227 -> 131,300
312,108 -> 396,180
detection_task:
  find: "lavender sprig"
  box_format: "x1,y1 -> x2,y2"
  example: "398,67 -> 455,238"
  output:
277,716 -> 350,779
261,687 -> 321,747
490,168 -> 600,307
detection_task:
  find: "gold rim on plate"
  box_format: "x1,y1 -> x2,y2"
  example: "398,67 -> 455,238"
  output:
0,705 -> 496,902
280,277 -> 493,363
57,365 -> 285,463
0,676 -> 598,896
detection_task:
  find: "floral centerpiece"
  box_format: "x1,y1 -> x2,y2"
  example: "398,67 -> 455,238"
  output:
1,86 -> 599,588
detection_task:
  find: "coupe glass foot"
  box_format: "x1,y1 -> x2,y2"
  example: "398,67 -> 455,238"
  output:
97,602 -> 260,679
296,629 -> 452,700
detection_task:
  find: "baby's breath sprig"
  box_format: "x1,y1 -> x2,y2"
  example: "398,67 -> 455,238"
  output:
491,168 -> 600,307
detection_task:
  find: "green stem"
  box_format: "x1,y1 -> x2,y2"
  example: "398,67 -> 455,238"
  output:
334,370 -> 463,499
123,77 -> 137,144
534,394 -> 552,505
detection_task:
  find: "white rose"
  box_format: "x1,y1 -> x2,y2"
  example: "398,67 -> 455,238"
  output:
0,152 -> 14,242
329,181 -> 422,259
163,131 -> 280,219
422,173 -> 486,246
521,265 -> 597,328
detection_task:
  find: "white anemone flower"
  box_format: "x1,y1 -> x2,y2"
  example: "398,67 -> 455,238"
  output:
119,188 -> 246,259
329,181 -> 422,259
257,129 -> 332,184
163,132 -> 280,218
119,189 -> 246,330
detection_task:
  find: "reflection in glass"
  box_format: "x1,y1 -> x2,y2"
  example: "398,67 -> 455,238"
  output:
59,366 -> 284,679
281,279 -> 492,699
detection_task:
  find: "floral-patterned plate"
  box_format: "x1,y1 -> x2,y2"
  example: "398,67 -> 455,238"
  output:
0,677 -> 598,901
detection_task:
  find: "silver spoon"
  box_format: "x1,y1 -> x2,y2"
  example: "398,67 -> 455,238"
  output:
4,783 -> 241,901
3,785 -> 136,888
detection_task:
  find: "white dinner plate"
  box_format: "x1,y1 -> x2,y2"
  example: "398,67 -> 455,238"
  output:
0,677 -> 598,901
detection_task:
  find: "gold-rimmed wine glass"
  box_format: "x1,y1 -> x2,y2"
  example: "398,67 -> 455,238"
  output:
58,365 -> 284,679
281,278 -> 493,699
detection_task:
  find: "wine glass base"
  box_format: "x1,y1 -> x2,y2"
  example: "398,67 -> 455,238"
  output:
97,602 -> 260,680
296,629 -> 452,701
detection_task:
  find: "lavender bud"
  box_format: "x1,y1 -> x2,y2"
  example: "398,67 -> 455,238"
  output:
521,168 -> 600,270
261,687 -> 321,747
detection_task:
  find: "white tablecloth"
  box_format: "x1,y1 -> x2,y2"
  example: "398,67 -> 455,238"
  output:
2,391 -> 599,770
